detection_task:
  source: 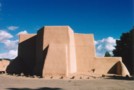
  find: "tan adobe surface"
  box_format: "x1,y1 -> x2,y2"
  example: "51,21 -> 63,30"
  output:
0,60 -> 10,72
6,26 -> 130,77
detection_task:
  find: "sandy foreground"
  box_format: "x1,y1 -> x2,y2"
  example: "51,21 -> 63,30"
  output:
0,74 -> 134,90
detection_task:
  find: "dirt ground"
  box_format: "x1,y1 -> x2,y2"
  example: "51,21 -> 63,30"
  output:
0,74 -> 134,90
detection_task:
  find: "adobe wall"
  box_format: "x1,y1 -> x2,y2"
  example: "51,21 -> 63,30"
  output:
41,26 -> 77,76
0,60 -> 10,72
43,44 -> 68,77
67,27 -> 77,74
94,57 -> 122,75
34,27 -> 45,76
18,34 -> 37,75
75,34 -> 95,73
94,57 -> 130,76
43,26 -> 69,48
0,61 -> 3,71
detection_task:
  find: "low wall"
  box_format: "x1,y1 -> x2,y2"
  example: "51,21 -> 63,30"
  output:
93,57 -> 122,75
0,60 -> 10,72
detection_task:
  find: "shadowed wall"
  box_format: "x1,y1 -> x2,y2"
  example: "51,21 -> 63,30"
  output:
34,27 -> 46,76
7,35 -> 37,75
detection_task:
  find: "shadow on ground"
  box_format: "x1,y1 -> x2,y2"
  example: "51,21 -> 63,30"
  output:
105,75 -> 134,80
7,87 -> 64,90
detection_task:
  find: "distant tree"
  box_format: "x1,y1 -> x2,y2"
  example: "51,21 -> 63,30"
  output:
113,27 -> 134,74
105,51 -> 112,57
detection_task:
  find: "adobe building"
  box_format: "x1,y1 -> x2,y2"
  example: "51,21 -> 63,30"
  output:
0,59 -> 10,73
6,26 -> 130,78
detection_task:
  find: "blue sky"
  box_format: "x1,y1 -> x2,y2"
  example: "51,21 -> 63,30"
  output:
0,0 -> 133,59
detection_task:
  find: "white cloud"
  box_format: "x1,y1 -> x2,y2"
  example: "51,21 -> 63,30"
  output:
0,30 -> 18,59
0,39 -> 18,59
97,45 -> 103,51
0,50 -> 18,59
94,41 -> 98,45
95,37 -> 117,57
2,39 -> 18,50
0,30 -> 13,42
7,26 -> 19,30
0,29 -> 28,59
0,30 -> 29,59
17,30 -> 28,35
